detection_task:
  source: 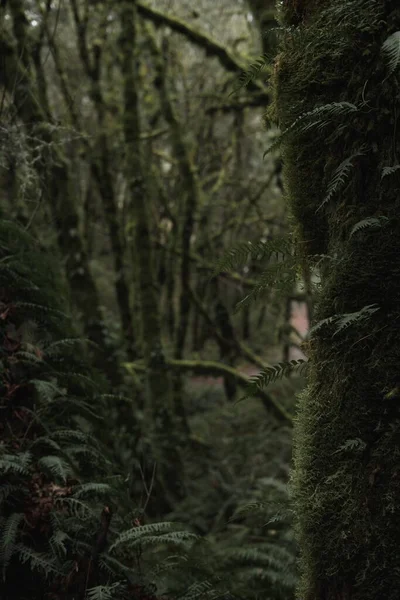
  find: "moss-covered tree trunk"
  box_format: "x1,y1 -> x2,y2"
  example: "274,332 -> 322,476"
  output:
119,0 -> 185,509
271,1 -> 400,598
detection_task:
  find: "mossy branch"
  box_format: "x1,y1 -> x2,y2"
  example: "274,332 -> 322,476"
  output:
124,359 -> 293,425
137,1 -> 269,99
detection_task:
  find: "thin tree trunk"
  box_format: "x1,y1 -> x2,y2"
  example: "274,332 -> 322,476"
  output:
119,0 -> 185,509
3,0 -> 114,379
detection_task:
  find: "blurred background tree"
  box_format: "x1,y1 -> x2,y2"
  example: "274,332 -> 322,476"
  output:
0,1 -> 309,598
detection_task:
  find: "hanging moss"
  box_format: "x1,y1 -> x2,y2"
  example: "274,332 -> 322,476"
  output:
270,1 -> 400,598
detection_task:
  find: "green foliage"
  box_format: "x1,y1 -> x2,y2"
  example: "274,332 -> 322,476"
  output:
239,360 -> 307,401
317,149 -> 366,213
349,216 -> 389,238
212,237 -> 293,277
381,164 -> 400,178
0,220 -> 198,599
309,304 -> 380,337
263,102 -> 358,157
230,54 -> 270,94
381,31 -> 400,77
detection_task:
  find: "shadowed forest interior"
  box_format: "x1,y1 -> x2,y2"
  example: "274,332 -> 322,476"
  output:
2,1 -> 400,599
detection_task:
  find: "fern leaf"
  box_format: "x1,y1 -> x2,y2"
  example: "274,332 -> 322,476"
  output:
238,359 -> 307,402
333,437 -> 367,454
15,543 -> 63,579
350,216 -> 388,238
0,452 -> 32,475
381,164 -> 400,178
49,529 -> 69,559
0,484 -> 22,505
44,338 -> 91,357
317,149 -> 366,213
72,483 -> 111,499
109,522 -> 187,553
230,54 -> 269,95
234,259 -> 298,312
212,237 -> 292,277
54,497 -> 93,519
382,31 -> 400,76
38,455 -> 72,483
263,102 -> 358,157
86,583 -> 123,600
0,513 -> 24,577
333,304 -> 379,336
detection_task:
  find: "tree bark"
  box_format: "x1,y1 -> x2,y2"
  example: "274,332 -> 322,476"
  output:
272,1 -> 400,598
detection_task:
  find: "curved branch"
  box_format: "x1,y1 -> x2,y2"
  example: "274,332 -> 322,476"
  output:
137,2 -> 269,100
124,359 -> 293,426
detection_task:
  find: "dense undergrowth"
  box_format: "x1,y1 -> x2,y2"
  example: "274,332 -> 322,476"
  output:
0,220 -> 299,599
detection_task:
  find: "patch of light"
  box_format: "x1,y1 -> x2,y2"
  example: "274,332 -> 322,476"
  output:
246,12 -> 253,23
31,19 -> 38,27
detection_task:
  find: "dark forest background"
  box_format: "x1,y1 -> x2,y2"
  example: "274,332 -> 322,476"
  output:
0,1 -> 312,599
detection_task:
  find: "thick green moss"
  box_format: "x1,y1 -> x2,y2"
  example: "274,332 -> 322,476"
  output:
271,1 -> 400,598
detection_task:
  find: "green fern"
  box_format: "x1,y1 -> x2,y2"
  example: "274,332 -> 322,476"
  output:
317,149 -> 366,213
49,528 -> 69,559
238,359 -> 307,401
230,54 -> 270,95
86,583 -> 123,600
309,304 -> 380,337
263,101 -> 358,157
212,237 -> 293,277
109,522 -> 196,553
382,31 -> 400,77
381,164 -> 400,178
15,544 -> 63,579
234,259 -> 299,312
333,304 -> 380,336
349,216 -> 389,238
71,482 -> 111,498
0,513 -> 24,578
38,455 -> 73,483
0,452 -> 32,475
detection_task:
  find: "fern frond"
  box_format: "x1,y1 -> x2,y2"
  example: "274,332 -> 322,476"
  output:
382,31 -> 400,77
317,149 -> 366,213
350,216 -> 388,238
15,543 -> 63,579
44,338 -> 91,357
333,304 -> 380,336
0,452 -> 32,475
38,455 -> 72,483
0,513 -> 24,576
54,497 -> 93,519
230,54 -> 269,95
381,164 -> 400,178
0,262 -> 39,288
179,580 -> 214,600
212,237 -> 293,276
31,379 -> 66,402
0,484 -> 22,505
234,260 -> 298,312
72,483 -> 111,499
86,583 -> 123,600
238,359 -> 307,402
49,529 -> 69,559
263,102 -> 358,156
14,301 -> 68,320
310,304 -> 380,337
109,523 -> 193,553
